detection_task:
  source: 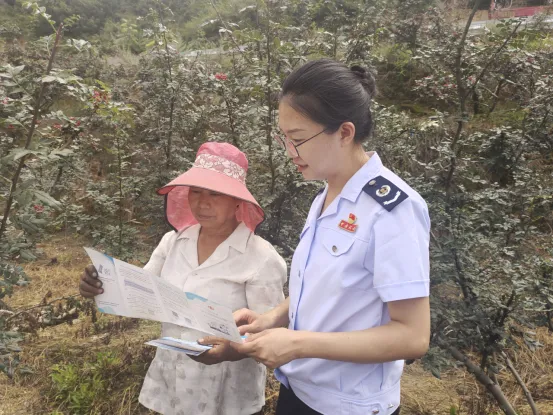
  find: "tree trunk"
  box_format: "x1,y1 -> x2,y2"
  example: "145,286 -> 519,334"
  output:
116,134 -> 124,257
223,94 -> 239,147
263,14 -> 276,195
472,90 -> 480,115
546,301 -> 553,332
488,79 -> 504,116
445,0 -> 483,196
448,346 -> 517,415
489,352 -> 499,385
50,166 -> 64,196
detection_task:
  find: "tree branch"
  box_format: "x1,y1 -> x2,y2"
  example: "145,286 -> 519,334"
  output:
447,345 -> 517,415
209,0 -> 252,63
6,294 -> 79,323
501,351 -> 539,415
465,20 -> 523,102
0,24 -> 63,242
445,0 -> 485,196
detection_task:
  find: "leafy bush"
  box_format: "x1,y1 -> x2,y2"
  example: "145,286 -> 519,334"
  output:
51,352 -> 122,415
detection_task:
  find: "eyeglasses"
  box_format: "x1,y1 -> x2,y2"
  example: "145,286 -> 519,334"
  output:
274,128 -> 328,158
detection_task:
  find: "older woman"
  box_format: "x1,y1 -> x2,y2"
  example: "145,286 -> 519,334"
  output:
79,142 -> 287,415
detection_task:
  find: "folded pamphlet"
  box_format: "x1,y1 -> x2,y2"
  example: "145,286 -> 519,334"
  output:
84,247 -> 243,343
145,337 -> 213,356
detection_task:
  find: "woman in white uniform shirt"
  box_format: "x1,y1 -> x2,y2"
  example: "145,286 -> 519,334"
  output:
79,142 -> 287,415
230,59 -> 432,415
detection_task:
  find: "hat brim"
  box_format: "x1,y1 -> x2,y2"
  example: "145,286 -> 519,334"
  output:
157,167 -> 261,208
157,167 -> 264,233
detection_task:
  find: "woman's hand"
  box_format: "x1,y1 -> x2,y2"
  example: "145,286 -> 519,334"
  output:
191,336 -> 243,365
234,298 -> 291,335
233,328 -> 302,369
233,308 -> 280,335
79,265 -> 104,298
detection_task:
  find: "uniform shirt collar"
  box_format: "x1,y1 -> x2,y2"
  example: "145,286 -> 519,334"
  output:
340,151 -> 383,202
176,221 -> 251,254
308,152 -> 383,222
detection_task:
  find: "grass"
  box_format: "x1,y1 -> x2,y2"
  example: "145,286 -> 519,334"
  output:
1,235 -> 553,414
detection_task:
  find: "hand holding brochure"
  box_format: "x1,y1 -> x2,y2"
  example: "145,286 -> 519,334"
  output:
144,335 -> 248,356
145,338 -> 213,356
84,247 -> 242,344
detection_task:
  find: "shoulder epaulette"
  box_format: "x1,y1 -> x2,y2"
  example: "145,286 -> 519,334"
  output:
362,176 -> 408,212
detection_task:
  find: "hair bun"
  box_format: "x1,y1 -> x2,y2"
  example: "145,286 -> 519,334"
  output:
350,65 -> 366,76
351,65 -> 377,97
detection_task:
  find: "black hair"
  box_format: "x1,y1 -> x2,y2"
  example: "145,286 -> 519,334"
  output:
280,58 -> 377,143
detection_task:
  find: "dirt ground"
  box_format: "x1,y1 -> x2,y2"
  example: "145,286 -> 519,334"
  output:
1,236 -> 552,415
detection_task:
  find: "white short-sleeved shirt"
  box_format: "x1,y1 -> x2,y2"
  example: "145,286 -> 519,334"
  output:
275,152 -> 430,415
138,222 -> 287,415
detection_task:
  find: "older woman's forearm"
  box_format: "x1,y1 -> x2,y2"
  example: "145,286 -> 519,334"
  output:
292,321 -> 429,364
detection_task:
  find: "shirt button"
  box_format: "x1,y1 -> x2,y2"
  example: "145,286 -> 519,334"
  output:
332,245 -> 338,253
298,270 -> 301,279
291,312 -> 294,319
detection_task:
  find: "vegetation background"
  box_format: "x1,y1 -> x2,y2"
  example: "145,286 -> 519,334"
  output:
0,0 -> 552,414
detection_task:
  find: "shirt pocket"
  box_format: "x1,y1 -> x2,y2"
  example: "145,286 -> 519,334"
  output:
320,228 -> 372,291
321,228 -> 355,257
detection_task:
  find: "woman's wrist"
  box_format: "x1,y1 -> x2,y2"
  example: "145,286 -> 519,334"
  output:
290,330 -> 314,360
229,347 -> 247,362
266,301 -> 290,329
263,309 -> 283,329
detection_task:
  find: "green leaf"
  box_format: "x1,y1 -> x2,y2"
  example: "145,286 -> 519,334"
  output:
12,149 -> 34,161
41,75 -> 59,83
32,190 -> 62,210
50,149 -> 74,158
12,65 -> 25,76
14,189 -> 34,208
4,118 -> 24,127
18,250 -> 36,261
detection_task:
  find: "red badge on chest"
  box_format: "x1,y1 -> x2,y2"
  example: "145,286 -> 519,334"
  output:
338,213 -> 358,233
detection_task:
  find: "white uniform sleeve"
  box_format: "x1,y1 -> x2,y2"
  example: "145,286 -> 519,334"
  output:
365,197 -> 430,302
143,231 -> 176,276
245,244 -> 287,314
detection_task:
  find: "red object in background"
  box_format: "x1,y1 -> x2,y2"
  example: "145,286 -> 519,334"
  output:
488,0 -> 552,19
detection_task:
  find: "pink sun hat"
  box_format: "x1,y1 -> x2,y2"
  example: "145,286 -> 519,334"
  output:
157,142 -> 264,232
